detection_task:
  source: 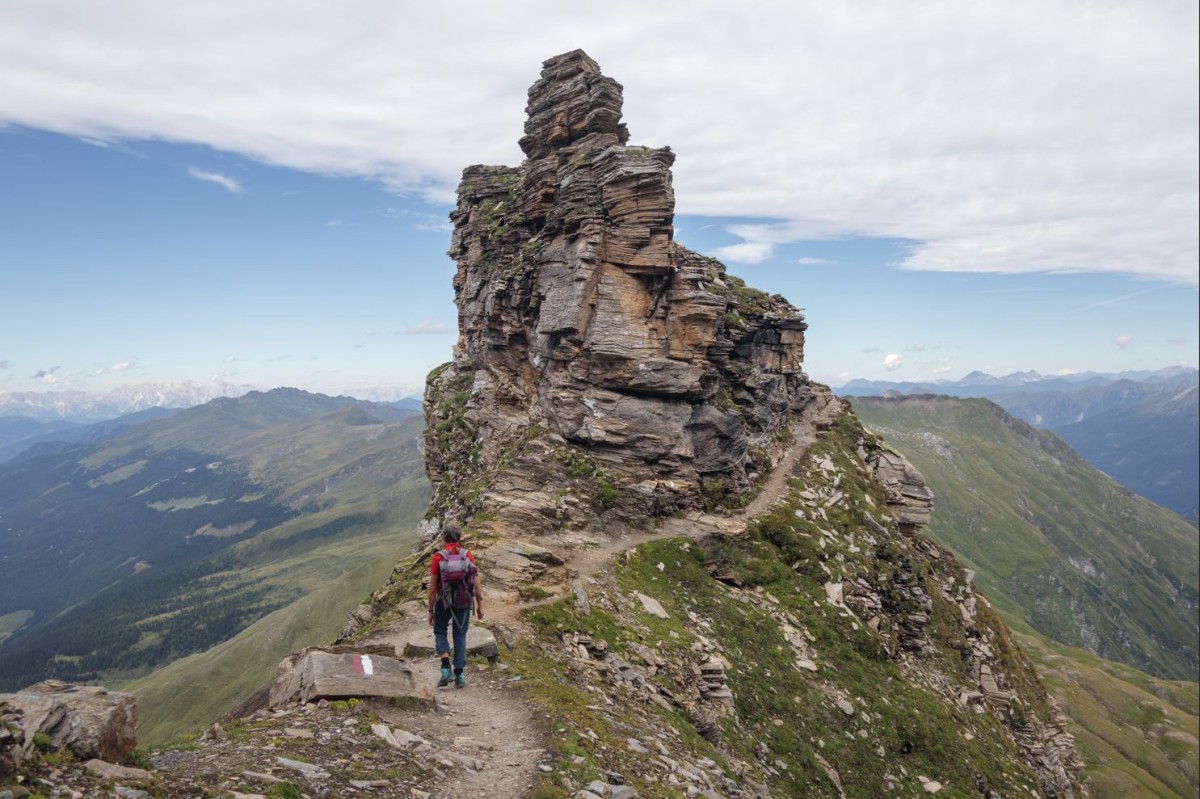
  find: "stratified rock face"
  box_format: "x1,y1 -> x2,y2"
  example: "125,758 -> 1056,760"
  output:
426,50 -> 817,530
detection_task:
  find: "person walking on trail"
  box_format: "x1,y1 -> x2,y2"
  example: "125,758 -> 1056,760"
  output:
427,522 -> 483,688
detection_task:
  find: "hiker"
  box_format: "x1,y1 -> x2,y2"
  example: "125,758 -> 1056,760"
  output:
427,521 -> 484,688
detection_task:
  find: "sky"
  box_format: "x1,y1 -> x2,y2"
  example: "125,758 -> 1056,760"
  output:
1,0 -> 1196,399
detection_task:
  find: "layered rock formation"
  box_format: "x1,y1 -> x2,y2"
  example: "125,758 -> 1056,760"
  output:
426,49 -> 818,537
406,50 -> 1085,799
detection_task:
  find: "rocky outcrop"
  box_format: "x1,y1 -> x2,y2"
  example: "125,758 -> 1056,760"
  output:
426,49 -> 820,542
0,680 -> 137,773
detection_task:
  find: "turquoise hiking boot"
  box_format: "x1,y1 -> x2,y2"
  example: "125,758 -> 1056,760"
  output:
437,667 -> 453,687
455,673 -> 465,689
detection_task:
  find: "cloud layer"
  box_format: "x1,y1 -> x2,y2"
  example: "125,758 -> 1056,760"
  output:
2,0 -> 1195,283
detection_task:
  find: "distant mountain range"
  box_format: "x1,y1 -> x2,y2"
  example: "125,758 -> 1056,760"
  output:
839,366 -> 1196,398
0,380 -> 253,422
0,388 -> 428,693
0,380 -> 426,424
852,395 -> 1199,681
839,367 -> 1199,521
0,382 -> 425,465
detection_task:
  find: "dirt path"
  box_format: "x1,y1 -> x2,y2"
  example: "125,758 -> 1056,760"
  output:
375,391 -> 841,798
489,390 -> 842,628
370,651 -> 545,798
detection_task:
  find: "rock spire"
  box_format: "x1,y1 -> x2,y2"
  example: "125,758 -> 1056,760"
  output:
425,50 -> 820,541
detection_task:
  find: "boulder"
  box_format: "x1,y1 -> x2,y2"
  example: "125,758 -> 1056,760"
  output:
0,680 -> 137,763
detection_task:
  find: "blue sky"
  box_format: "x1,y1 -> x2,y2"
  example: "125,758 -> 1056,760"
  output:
1,1 -> 1196,398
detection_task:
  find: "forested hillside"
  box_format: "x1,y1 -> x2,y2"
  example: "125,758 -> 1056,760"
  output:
0,389 -> 428,690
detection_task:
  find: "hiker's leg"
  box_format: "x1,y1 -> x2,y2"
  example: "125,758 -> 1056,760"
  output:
451,608 -> 470,673
433,605 -> 451,660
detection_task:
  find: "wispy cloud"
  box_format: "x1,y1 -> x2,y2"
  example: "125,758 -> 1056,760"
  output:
187,167 -> 243,194
904,344 -> 926,353
95,360 -> 134,375
0,360 -> 10,370
383,207 -> 453,233
30,365 -> 65,384
265,354 -> 291,362
399,321 -> 452,335
795,257 -> 830,265
1113,334 -> 1133,350
1075,283 -> 1178,312
883,354 -> 903,372
861,347 -> 881,354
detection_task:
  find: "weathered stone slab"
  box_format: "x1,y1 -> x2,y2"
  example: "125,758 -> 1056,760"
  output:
85,759 -> 152,782
268,648 -> 431,707
403,624 -> 499,660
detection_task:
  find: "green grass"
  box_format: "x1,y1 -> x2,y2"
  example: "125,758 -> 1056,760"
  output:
1016,630 -> 1198,799
502,413 -> 1060,797
853,396 -> 1199,681
0,609 -> 34,644
147,495 -> 222,511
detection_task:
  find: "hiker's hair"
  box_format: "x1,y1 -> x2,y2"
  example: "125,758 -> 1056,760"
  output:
442,522 -> 462,543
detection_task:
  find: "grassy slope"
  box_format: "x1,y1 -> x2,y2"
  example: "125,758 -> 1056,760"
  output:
128,533 -> 414,746
1014,628 -> 1198,799
431,414 -> 1060,798
851,395 -> 1198,681
851,395 -> 1199,798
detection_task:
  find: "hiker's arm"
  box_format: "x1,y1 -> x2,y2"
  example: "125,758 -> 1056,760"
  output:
475,571 -> 484,619
426,567 -> 439,625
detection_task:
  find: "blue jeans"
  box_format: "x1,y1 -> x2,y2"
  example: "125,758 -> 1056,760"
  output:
433,605 -> 471,671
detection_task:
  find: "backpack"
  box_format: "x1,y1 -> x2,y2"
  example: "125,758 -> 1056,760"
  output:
437,548 -> 477,610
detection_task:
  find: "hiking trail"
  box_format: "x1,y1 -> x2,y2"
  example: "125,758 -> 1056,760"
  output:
371,393 -> 840,798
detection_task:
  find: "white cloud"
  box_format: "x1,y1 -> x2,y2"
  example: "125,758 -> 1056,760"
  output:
711,241 -> 775,264
187,167 -> 243,194
928,363 -> 953,375
1113,334 -> 1133,350
0,1 -> 1195,283
795,257 -> 830,265
400,322 -> 452,335
1053,368 -> 1080,375
883,353 -> 904,371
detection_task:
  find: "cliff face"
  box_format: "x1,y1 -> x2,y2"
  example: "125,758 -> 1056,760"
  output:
400,51 -> 1086,799
426,50 -> 817,541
